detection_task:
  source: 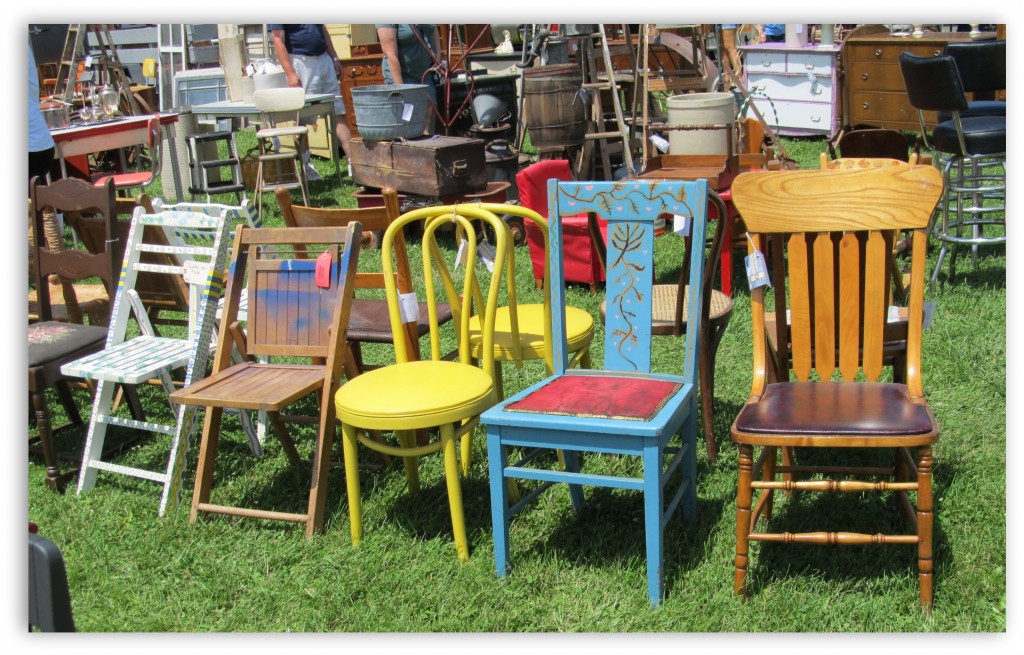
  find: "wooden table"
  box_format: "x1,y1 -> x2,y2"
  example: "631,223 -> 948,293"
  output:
50,113 -> 183,199
189,93 -> 343,185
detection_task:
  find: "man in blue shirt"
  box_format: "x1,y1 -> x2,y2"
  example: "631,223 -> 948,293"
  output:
762,24 -> 785,42
268,24 -> 352,179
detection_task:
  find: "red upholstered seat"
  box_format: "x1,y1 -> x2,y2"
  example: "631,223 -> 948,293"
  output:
506,374 -> 683,422
517,160 -> 606,288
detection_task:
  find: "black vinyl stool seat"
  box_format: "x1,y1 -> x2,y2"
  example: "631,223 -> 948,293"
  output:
938,40 -> 1006,122
899,51 -> 1006,286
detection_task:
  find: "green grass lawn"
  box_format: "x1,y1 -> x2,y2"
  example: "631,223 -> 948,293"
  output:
26,132 -> 1006,632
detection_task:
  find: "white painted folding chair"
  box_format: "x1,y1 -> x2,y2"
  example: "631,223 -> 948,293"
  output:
151,198 -> 269,453
61,206 -> 231,514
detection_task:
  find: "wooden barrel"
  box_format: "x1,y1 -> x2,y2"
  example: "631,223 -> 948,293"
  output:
523,64 -> 587,148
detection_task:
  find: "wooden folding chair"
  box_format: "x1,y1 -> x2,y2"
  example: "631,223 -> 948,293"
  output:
170,224 -> 362,536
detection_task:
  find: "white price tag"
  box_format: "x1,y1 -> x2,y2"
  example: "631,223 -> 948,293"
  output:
398,292 -> 420,324
649,134 -> 670,153
887,305 -> 901,323
745,251 -> 771,290
183,260 -> 210,285
673,214 -> 690,236
402,103 -> 414,122
477,241 -> 496,272
454,238 -> 469,270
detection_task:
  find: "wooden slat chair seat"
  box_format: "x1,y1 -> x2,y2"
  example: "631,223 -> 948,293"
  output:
61,207 -> 232,514
170,224 -> 362,537
728,165 -> 944,610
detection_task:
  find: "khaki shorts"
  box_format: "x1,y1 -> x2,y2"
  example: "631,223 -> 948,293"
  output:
291,53 -> 346,119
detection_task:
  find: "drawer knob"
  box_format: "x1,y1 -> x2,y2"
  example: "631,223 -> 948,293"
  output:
761,60 -> 772,67
861,72 -> 869,81
933,50 -> 941,56
863,102 -> 870,109
874,49 -> 882,57
805,63 -> 814,70
811,116 -> 822,123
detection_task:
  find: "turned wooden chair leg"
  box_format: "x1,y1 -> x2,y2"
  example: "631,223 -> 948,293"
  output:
734,443 -> 754,597
917,445 -> 935,611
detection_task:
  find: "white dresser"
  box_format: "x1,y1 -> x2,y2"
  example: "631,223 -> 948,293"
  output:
739,43 -> 841,138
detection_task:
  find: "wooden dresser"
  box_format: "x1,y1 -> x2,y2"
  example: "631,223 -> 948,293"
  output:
842,27 -> 997,131
339,44 -> 385,136
740,43 -> 842,138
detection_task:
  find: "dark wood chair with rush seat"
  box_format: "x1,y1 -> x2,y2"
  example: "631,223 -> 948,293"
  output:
169,224 -> 362,537
728,165 -> 944,610
28,177 -> 121,492
275,187 -> 452,378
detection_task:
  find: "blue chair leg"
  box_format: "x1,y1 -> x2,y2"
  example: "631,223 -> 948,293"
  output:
643,443 -> 665,606
487,428 -> 511,576
561,449 -> 585,512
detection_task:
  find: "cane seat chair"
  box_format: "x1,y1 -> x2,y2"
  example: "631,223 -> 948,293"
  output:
61,206 -> 231,514
169,223 -> 363,537
28,177 -> 120,491
481,179 -> 710,606
728,165 -> 944,610
335,205 -> 510,561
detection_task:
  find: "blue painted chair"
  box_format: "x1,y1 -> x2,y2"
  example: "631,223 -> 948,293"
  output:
481,178 -> 709,606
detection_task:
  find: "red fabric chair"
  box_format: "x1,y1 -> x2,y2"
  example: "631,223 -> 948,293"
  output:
517,160 -> 607,291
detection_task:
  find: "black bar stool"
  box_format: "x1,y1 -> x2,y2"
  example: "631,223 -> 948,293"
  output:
899,51 -> 1005,285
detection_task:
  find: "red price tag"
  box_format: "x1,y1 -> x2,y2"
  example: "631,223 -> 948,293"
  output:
315,251 -> 333,289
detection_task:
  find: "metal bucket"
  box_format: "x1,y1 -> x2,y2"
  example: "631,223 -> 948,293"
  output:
351,84 -> 429,140
471,93 -> 509,126
523,64 -> 586,148
40,101 -> 70,129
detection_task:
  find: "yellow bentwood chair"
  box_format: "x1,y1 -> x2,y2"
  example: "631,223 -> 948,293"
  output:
334,204 -> 510,561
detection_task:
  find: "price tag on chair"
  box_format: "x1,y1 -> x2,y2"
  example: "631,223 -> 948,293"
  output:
183,260 -> 211,285
399,292 -> 420,324
673,214 -> 690,236
744,233 -> 771,290
315,251 -> 333,289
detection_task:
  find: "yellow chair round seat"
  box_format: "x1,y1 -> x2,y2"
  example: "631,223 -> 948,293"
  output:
468,304 -> 595,361
335,360 -> 496,431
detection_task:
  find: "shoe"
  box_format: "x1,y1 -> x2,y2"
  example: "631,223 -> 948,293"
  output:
304,163 -> 322,182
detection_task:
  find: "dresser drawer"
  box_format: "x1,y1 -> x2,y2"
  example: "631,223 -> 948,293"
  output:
848,90 -> 935,126
753,97 -> 834,134
744,50 -> 787,73
787,52 -> 834,75
846,62 -> 906,92
748,73 -> 833,103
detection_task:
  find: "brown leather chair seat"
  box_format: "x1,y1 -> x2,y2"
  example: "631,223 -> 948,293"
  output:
734,382 -> 937,443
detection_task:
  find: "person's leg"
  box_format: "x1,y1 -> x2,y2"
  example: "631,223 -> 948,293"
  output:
29,147 -> 54,181
302,53 -> 352,175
